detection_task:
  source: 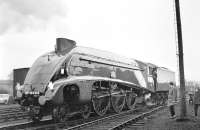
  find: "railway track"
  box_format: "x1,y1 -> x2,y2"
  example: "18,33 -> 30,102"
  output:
0,105 -> 29,123
0,105 -> 20,112
109,106 -> 164,130
0,104 -> 165,130
0,106 -> 23,115
66,105 -> 164,130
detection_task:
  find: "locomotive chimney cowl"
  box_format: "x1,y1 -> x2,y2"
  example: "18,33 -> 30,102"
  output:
55,38 -> 76,54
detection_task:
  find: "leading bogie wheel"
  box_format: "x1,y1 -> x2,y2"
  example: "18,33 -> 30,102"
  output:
81,103 -> 91,119
52,106 -> 67,123
31,114 -> 42,123
29,107 -> 43,123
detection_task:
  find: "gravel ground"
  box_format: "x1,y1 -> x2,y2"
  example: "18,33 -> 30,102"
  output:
125,103 -> 200,130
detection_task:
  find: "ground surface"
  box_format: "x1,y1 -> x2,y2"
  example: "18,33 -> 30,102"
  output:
125,102 -> 200,130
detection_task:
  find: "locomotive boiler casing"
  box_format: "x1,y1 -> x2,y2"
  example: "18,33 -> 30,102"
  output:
39,46 -> 146,105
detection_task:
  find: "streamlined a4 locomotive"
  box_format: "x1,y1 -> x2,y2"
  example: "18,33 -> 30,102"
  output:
17,38 -> 175,122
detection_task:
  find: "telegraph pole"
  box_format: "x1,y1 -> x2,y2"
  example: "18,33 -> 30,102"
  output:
174,0 -> 187,120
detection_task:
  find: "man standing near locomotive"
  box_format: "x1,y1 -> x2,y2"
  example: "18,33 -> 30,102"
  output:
152,67 -> 157,92
168,82 -> 177,118
194,87 -> 200,116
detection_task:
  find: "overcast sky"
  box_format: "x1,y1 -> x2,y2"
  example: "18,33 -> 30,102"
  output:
0,0 -> 199,81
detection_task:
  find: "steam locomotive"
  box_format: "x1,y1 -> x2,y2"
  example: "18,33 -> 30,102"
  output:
16,38 -> 175,122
